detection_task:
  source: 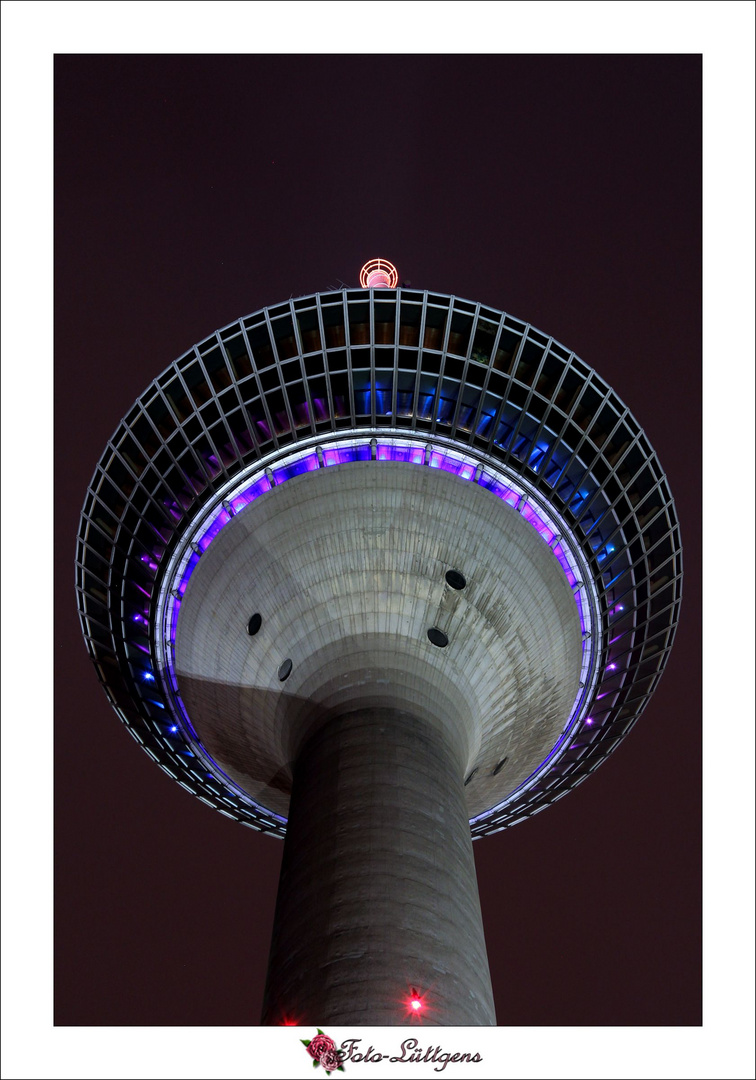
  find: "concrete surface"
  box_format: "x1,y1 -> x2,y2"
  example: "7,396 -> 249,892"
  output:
261,707 -> 496,1026
175,461 -> 582,820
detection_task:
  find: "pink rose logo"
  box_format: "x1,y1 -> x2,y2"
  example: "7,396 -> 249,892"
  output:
306,1033 -> 335,1061
301,1029 -> 345,1075
320,1048 -> 342,1073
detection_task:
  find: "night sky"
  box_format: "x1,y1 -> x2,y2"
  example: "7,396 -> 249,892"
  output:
54,54 -> 701,1027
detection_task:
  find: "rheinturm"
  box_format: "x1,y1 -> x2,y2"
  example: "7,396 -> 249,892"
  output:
76,259 -> 682,1025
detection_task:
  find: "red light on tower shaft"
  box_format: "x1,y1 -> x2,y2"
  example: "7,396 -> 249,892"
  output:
407,986 -> 424,1015
359,257 -> 399,289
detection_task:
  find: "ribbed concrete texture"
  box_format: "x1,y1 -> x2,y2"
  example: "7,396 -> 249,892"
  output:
261,708 -> 496,1027
176,462 -> 582,820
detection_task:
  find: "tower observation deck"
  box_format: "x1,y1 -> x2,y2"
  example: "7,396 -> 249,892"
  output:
75,259 -> 682,1025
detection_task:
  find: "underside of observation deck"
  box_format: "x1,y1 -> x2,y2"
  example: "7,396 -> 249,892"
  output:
75,288 -> 682,837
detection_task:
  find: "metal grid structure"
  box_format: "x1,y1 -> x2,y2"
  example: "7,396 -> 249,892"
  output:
75,287 -> 682,838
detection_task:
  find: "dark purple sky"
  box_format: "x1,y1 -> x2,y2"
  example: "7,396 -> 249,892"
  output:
54,54 -> 701,1027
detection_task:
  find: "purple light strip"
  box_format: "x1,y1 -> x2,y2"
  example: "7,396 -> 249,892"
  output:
171,436 -> 594,691
159,436 -> 601,828
181,444 -> 586,604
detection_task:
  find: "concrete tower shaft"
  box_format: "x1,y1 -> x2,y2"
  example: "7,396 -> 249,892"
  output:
262,708 -> 496,1026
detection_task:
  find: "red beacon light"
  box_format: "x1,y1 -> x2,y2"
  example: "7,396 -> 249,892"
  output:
359,258 -> 399,289
407,987 -> 424,1014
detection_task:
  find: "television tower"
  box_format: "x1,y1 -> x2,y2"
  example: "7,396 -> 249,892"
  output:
76,259 -> 682,1025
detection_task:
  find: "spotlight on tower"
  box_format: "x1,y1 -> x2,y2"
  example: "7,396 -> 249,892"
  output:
359,257 -> 399,289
